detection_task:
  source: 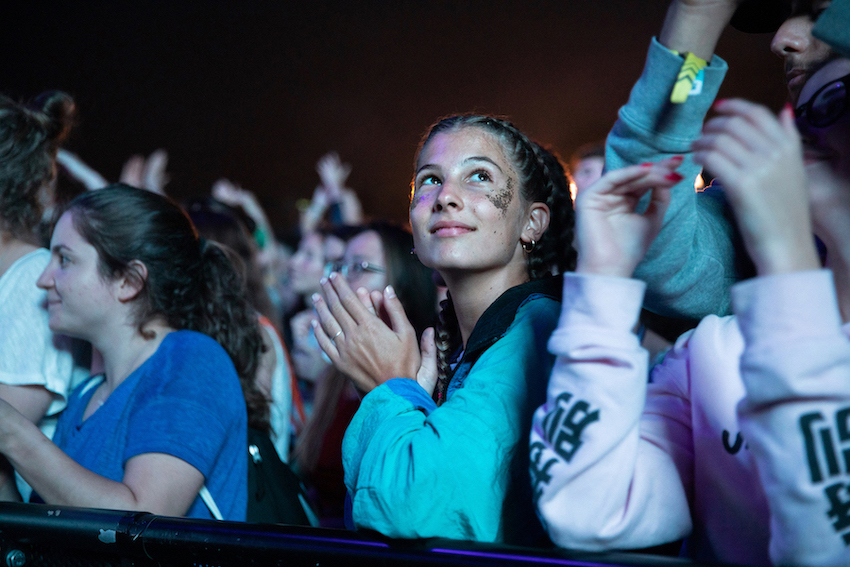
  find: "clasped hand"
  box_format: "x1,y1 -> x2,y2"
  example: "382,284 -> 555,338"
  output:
311,273 -> 436,396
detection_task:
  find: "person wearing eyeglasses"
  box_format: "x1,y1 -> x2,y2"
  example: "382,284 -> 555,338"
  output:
531,1 -> 850,565
292,221 -> 436,527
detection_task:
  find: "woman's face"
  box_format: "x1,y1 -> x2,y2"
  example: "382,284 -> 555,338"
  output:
341,230 -> 387,293
288,232 -> 326,297
36,212 -> 122,341
409,127 -> 532,277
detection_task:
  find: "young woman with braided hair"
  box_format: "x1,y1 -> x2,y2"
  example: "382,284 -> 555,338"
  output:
311,115 -> 582,544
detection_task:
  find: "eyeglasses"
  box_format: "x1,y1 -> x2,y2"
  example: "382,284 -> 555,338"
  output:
323,260 -> 385,281
795,73 -> 850,129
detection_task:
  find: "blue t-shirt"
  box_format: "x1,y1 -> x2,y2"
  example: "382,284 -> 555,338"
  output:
49,330 -> 247,520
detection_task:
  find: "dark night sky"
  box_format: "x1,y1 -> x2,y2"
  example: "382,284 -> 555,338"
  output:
3,1 -> 786,234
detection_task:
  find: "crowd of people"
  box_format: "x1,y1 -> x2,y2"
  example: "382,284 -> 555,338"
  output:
1,0 -> 849,564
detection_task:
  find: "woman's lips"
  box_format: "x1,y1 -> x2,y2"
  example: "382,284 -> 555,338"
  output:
429,222 -> 474,236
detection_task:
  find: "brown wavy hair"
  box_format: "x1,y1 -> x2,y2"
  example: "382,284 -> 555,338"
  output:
66,184 -> 269,432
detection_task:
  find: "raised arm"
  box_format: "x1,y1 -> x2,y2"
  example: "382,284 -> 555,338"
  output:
532,161 -> 698,550
611,0 -> 748,319
695,96 -> 850,565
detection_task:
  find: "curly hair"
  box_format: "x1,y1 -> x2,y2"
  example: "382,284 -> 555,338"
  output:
413,115 -> 575,402
66,184 -> 269,432
0,91 -> 75,239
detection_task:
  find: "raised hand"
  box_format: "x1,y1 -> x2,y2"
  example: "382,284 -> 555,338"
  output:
316,152 -> 352,202
311,273 -> 420,394
575,159 -> 681,278
119,149 -> 169,194
120,154 -> 145,188
141,149 -> 169,195
692,99 -> 820,275
55,149 -> 109,190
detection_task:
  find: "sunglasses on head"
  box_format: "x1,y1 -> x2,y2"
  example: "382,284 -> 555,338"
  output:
795,72 -> 850,129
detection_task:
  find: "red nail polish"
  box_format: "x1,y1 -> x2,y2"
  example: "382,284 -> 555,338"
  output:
640,162 -> 653,167
665,172 -> 684,182
671,155 -> 685,162
711,99 -> 727,111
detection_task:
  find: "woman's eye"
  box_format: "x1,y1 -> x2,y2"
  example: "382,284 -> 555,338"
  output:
470,170 -> 491,183
59,255 -> 70,267
420,174 -> 441,186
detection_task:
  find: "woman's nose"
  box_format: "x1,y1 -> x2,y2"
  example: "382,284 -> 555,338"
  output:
433,181 -> 463,212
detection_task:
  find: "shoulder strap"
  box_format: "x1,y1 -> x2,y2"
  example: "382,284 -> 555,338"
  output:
199,486 -> 223,521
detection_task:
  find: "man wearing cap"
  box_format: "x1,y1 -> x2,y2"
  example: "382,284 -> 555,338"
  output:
531,1 -> 850,565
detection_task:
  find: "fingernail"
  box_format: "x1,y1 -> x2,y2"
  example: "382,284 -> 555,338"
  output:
665,172 -> 684,182
329,272 -> 338,281
671,155 -> 685,162
385,284 -> 396,298
640,162 -> 653,167
311,293 -> 322,304
320,277 -> 328,285
712,99 -> 727,110
311,319 -> 318,328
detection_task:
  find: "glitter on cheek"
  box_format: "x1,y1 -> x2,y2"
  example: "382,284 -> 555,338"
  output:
487,177 -> 515,217
410,190 -> 428,211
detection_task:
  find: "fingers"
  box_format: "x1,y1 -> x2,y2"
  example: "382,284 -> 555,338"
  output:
311,317 -> 340,363
323,272 -> 374,326
356,287 -> 376,315
710,98 -> 790,142
120,155 -> 145,188
142,149 -> 169,195
693,99 -> 801,171
415,328 -> 438,396
584,158 -> 683,199
381,285 -> 414,335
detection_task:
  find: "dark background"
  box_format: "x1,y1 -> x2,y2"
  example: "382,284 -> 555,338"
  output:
3,1 -> 786,235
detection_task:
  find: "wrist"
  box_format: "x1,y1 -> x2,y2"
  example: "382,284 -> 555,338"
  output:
659,1 -> 737,61
752,239 -> 821,276
575,257 -> 638,279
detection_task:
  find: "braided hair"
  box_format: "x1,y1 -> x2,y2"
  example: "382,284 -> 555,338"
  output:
414,115 -> 575,403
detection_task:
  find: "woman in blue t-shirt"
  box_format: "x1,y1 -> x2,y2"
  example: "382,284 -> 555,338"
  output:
0,184 -> 263,520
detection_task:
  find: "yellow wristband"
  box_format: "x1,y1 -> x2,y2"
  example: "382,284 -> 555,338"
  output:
670,51 -> 708,104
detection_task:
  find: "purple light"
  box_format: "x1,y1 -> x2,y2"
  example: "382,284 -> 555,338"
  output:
431,548 -> 623,566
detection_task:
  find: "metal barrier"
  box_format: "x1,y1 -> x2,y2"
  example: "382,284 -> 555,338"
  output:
0,502 -> 702,567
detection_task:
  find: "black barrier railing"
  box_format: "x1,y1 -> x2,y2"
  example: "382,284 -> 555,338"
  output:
0,502 -> 719,567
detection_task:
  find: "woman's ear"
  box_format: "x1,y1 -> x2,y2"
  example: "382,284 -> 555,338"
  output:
116,260 -> 148,302
522,202 -> 550,245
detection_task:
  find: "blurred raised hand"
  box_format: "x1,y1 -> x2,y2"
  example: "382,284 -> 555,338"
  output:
575,159 -> 682,278
120,149 -> 169,195
56,149 -> 109,190
691,99 -> 820,275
